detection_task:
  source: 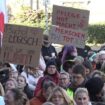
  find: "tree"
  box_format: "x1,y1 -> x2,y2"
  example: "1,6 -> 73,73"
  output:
8,6 -> 50,29
88,24 -> 105,44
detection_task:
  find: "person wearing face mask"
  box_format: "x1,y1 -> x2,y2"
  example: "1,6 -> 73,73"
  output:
41,35 -> 57,64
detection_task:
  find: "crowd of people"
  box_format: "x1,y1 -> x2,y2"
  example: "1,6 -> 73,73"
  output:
0,35 -> 105,105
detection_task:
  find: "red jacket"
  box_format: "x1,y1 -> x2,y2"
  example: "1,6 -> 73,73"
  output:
34,72 -> 59,96
30,97 -> 45,105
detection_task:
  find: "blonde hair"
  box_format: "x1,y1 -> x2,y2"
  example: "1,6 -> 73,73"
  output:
47,86 -> 73,105
60,71 -> 70,79
0,82 -> 5,96
42,102 -> 55,105
74,88 -> 89,99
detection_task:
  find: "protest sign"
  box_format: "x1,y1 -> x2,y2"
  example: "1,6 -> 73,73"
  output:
0,24 -> 43,67
50,25 -> 86,48
50,5 -> 90,48
52,5 -> 90,30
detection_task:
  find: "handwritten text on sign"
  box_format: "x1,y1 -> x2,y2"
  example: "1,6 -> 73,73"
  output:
50,25 -> 86,48
52,5 -> 90,30
0,24 -> 43,67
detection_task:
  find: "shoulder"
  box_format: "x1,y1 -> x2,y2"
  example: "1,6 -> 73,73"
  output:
30,97 -> 43,105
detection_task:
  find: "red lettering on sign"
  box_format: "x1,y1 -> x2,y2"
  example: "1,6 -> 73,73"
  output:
56,10 -> 81,19
63,36 -> 74,43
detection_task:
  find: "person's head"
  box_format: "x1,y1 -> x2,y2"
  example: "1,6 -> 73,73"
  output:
17,75 -> 27,89
59,71 -> 70,88
85,77 -> 104,102
4,88 -> 28,105
61,45 -> 78,64
42,102 -> 55,105
9,71 -> 18,80
42,81 -> 56,100
5,78 -> 18,91
44,60 -> 57,75
74,88 -> 90,105
83,60 -> 93,77
98,51 -> 105,64
90,70 -> 105,80
48,86 -> 73,105
72,64 -> 86,86
61,60 -> 75,73
74,56 -> 84,64
43,35 -> 50,47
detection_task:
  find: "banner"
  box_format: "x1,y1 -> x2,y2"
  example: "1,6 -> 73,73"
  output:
0,24 -> 43,67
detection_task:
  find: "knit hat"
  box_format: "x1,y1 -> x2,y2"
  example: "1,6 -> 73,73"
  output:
85,77 -> 104,95
44,60 -> 57,75
46,60 -> 56,68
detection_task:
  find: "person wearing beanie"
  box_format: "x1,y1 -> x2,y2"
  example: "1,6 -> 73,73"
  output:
85,77 -> 104,102
34,60 -> 59,96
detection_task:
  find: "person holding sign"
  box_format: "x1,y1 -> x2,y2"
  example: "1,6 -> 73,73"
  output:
41,35 -> 57,64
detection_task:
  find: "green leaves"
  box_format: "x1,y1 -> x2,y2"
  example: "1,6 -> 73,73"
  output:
88,24 -> 105,44
9,6 -> 48,29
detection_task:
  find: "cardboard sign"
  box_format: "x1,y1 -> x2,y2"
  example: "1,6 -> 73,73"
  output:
51,5 -> 90,48
49,25 -> 86,48
0,24 -> 43,67
52,5 -> 90,30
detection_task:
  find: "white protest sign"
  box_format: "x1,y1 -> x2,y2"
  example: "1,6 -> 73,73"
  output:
52,5 -> 90,30
0,24 -> 43,67
49,25 -> 86,48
